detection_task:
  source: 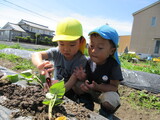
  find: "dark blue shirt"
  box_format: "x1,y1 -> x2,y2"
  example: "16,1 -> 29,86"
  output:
86,57 -> 123,84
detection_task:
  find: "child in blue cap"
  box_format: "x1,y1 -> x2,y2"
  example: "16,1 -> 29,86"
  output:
73,25 -> 123,119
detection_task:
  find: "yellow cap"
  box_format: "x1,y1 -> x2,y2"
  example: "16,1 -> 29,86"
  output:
52,17 -> 86,54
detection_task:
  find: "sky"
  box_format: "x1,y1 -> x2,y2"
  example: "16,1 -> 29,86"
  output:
0,0 -> 159,41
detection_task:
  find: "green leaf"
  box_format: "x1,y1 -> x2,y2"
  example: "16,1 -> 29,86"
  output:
49,80 -> 65,97
6,74 -> 19,83
20,72 -> 33,79
42,99 -> 50,105
39,74 -> 46,83
27,80 -> 34,83
55,99 -> 63,106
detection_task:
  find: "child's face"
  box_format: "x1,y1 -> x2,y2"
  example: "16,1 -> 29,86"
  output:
58,39 -> 81,60
88,35 -> 115,65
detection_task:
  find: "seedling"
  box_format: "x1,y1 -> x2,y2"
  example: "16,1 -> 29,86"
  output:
43,80 -> 65,120
4,69 -> 66,119
5,69 -> 45,88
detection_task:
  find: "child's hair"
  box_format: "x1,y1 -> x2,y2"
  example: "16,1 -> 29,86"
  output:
90,33 -> 116,48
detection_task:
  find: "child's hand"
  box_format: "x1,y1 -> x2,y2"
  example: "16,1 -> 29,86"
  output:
80,80 -> 97,92
85,80 -> 97,89
73,66 -> 86,81
37,61 -> 54,75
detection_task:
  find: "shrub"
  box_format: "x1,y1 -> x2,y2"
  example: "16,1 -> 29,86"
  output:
120,53 -> 140,61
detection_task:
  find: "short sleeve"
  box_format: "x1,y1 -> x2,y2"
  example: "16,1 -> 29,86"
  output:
71,53 -> 87,73
110,64 -> 123,81
46,47 -> 59,61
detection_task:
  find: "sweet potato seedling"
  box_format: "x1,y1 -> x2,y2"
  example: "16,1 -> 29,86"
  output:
5,70 -> 66,119
43,80 -> 65,120
5,69 -> 45,88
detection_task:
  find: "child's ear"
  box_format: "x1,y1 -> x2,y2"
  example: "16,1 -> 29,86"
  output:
110,48 -> 116,55
80,37 -> 85,44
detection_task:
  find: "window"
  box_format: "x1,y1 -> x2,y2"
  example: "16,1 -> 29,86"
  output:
154,40 -> 160,54
151,17 -> 156,26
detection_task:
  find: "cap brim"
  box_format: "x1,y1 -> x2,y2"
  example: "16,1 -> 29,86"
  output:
52,35 -> 81,42
89,30 -> 111,41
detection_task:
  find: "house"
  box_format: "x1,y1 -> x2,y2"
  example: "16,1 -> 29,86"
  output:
0,22 -> 27,41
118,35 -> 131,54
18,19 -> 54,37
0,19 -> 54,41
130,1 -> 160,59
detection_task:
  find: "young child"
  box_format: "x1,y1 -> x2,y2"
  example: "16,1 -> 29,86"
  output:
74,25 -> 123,119
31,17 -> 87,92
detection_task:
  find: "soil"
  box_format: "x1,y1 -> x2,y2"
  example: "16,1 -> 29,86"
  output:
0,81 -> 93,120
0,58 -> 160,120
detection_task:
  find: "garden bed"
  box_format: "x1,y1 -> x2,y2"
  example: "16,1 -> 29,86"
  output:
0,79 -> 106,120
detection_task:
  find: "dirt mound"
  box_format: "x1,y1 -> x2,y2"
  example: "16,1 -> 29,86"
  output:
0,81 -> 94,120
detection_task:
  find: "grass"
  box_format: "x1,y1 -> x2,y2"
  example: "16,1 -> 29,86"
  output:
0,52 -> 35,71
0,43 -> 47,51
128,90 -> 160,111
120,57 -> 160,75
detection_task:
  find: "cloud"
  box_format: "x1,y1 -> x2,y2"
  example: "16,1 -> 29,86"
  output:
70,13 -> 132,42
0,7 -> 132,43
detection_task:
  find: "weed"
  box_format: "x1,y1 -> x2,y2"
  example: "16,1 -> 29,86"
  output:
128,90 -> 160,110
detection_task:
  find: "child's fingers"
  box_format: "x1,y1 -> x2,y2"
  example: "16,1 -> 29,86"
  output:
80,83 -> 89,92
51,80 -> 59,84
46,68 -> 54,73
79,65 -> 84,71
40,70 -> 46,75
38,61 -> 54,75
44,63 -> 53,69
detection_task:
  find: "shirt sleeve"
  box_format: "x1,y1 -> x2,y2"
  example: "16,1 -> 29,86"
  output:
110,63 -> 123,81
45,47 -> 59,61
71,54 -> 87,73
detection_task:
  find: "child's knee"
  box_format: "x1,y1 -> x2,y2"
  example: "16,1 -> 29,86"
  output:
99,91 -> 120,110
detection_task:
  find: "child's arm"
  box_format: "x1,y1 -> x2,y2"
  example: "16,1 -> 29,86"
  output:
94,80 -> 120,92
65,73 -> 77,92
32,51 -> 54,75
65,66 -> 86,92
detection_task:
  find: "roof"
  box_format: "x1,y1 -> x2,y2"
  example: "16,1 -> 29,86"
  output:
2,22 -> 26,32
19,19 -> 53,31
133,1 -> 160,16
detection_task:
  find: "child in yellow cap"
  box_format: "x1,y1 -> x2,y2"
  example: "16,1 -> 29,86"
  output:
32,17 -> 87,92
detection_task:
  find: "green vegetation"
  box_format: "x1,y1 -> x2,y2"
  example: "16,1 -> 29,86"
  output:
14,36 -> 58,46
43,80 -> 65,120
0,43 -> 47,51
5,70 -> 45,88
119,53 -> 160,111
0,52 -> 35,71
120,53 -> 160,75
4,68 -> 65,120
128,90 -> 160,111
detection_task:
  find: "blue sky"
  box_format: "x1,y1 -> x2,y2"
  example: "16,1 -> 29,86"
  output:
0,0 -> 158,41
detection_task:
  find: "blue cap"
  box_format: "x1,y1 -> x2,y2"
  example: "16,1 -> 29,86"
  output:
89,25 -> 120,64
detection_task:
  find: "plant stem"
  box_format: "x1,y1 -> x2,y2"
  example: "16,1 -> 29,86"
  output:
34,75 -> 44,88
48,95 -> 57,120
